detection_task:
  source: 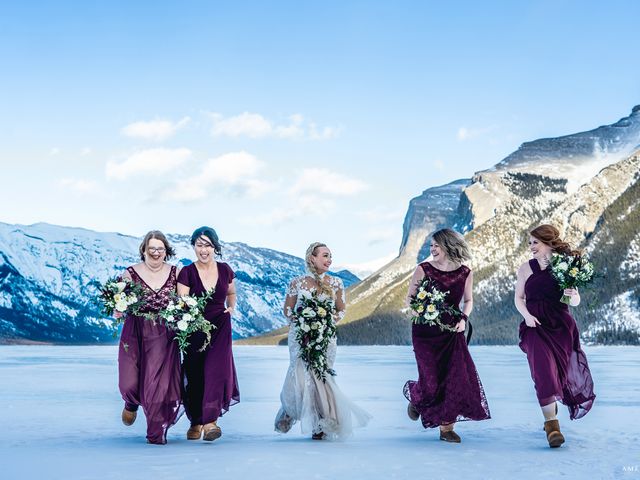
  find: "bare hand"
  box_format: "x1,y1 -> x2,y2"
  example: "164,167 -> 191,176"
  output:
114,311 -> 124,319
224,306 -> 235,317
563,288 -> 578,297
455,319 -> 466,333
525,315 -> 541,328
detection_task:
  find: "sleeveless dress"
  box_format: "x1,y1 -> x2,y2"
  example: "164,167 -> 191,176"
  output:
274,275 -> 371,439
118,265 -> 182,444
177,262 -> 240,426
519,258 -> 596,419
404,262 -> 490,428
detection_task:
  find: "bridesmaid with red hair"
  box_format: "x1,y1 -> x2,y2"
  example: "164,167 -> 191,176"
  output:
515,224 -> 596,448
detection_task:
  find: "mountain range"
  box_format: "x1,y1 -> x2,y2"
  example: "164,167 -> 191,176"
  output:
0,223 -> 358,343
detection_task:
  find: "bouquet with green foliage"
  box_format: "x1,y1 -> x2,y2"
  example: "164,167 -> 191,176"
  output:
408,276 -> 459,332
159,293 -> 215,354
550,253 -> 596,304
293,290 -> 337,383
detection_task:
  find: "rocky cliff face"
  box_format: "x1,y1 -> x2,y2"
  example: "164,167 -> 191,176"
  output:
337,106 -> 640,345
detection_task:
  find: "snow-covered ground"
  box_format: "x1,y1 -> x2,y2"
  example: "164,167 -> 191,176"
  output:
1,346 -> 638,479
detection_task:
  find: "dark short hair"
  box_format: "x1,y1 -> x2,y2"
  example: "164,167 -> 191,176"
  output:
139,230 -> 176,261
190,226 -> 222,256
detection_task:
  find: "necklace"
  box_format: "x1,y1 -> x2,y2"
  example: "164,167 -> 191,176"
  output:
144,261 -> 164,273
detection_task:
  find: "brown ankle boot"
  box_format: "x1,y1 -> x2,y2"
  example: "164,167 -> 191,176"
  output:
203,421 -> 222,441
186,424 -> 203,440
121,408 -> 137,426
543,419 -> 565,448
407,403 -> 420,421
439,428 -> 461,443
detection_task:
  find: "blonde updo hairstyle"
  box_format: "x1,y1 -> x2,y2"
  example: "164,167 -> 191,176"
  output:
432,228 -> 472,264
305,242 -> 334,297
529,224 -> 581,256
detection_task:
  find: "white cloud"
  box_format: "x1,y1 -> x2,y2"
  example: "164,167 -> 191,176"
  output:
57,178 -> 99,194
365,227 -> 397,245
167,151 -> 269,202
289,168 -> 368,196
333,252 -> 397,279
122,117 -> 190,141
209,112 -> 341,140
248,195 -> 336,227
106,147 -> 191,180
457,125 -> 496,141
80,147 -> 92,156
433,159 -> 445,171
241,168 -> 367,226
49,147 -> 60,156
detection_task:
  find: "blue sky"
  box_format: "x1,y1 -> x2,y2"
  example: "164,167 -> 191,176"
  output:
1,0 -> 639,273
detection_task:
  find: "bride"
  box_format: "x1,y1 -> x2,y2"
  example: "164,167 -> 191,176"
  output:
274,242 -> 371,440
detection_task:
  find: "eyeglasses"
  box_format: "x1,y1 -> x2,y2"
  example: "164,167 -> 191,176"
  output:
194,242 -> 213,249
147,247 -> 166,254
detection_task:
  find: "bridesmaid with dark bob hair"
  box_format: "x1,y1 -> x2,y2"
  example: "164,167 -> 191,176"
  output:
177,226 -> 240,441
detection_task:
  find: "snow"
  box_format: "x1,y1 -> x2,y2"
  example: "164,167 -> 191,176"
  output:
1,345 -> 638,479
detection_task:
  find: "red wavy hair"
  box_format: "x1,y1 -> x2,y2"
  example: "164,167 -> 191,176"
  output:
529,224 -> 581,256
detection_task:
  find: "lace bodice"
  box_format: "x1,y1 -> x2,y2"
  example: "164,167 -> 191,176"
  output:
126,265 -> 177,315
284,274 -> 346,323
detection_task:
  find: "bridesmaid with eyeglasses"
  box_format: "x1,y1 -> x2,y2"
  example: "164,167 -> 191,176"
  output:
177,226 -> 240,441
117,230 -> 182,444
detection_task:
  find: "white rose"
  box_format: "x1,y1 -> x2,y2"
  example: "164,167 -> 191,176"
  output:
166,315 -> 175,322
183,313 -> 193,322
113,293 -> 122,303
167,303 -> 176,312
115,301 -> 128,312
176,320 -> 188,331
302,307 -> 316,318
185,297 -> 197,307
557,262 -> 569,271
116,282 -> 127,292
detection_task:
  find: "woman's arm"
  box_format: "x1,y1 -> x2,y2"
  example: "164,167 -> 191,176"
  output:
456,270 -> 474,333
177,282 -> 190,296
224,279 -> 237,315
564,288 -> 581,307
514,263 -> 540,327
406,266 -> 425,309
334,279 -> 346,323
283,279 -> 298,321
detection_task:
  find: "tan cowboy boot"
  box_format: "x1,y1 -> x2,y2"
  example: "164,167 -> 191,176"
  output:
121,408 -> 137,426
186,424 -> 203,440
544,419 -> 565,448
203,421 -> 222,441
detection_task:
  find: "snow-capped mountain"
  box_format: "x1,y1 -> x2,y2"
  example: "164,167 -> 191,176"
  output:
0,222 -> 359,343
335,105 -> 640,345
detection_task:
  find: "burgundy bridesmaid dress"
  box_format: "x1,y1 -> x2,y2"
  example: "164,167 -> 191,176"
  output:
118,265 -> 182,444
178,262 -> 240,427
519,259 -> 595,419
404,262 -> 490,428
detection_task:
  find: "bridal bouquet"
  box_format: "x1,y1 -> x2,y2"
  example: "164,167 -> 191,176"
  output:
293,290 -> 337,383
550,253 -> 595,304
408,276 -> 459,332
159,293 -> 215,354
98,276 -> 146,323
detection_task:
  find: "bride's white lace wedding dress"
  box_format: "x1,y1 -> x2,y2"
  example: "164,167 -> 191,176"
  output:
274,274 -> 371,439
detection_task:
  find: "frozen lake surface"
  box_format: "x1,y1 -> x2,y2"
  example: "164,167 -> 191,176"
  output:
0,345 -> 638,479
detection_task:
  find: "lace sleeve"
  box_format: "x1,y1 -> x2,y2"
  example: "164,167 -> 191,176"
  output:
283,277 -> 300,320
332,277 -> 346,322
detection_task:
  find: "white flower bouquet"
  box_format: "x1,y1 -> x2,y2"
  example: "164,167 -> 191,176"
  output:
98,276 -> 146,323
550,253 -> 596,304
292,290 -> 337,382
408,277 -> 459,332
159,293 -> 215,354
